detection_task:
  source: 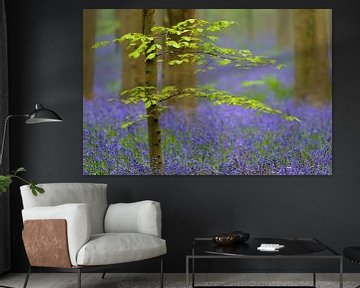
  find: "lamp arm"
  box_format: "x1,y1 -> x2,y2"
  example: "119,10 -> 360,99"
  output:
0,114 -> 28,169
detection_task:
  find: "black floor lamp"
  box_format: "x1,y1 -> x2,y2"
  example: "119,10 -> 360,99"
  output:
0,103 -> 62,288
0,103 -> 63,167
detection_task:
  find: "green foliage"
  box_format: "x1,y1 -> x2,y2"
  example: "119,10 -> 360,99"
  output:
94,18 -> 276,72
93,16 -> 299,128
30,182 -> 45,196
0,167 -> 43,196
0,175 -> 12,192
116,85 -> 300,128
92,40 -> 110,49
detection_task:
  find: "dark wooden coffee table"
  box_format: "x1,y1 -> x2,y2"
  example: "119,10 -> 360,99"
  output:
186,237 -> 343,288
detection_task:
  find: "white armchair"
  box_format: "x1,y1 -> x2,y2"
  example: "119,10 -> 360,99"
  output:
20,183 -> 166,288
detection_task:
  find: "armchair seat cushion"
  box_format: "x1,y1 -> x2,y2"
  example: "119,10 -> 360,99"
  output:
76,233 -> 167,266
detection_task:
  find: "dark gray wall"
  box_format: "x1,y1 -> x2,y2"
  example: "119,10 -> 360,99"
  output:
5,0 -> 360,273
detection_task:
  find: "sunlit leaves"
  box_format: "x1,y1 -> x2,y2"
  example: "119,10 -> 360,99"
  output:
206,35 -> 219,41
207,20 -> 236,31
145,53 -> 157,61
168,59 -> 190,66
92,40 -> 110,49
93,18 -> 277,73
217,59 -> 231,66
167,40 -> 181,49
189,87 -> 300,122
93,16 -> 296,133
117,85 -> 300,129
276,64 -> 286,70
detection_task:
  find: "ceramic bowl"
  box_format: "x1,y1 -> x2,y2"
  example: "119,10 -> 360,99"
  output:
212,233 -> 238,245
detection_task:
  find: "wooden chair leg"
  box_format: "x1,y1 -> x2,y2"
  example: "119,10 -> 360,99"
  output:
23,266 -> 31,288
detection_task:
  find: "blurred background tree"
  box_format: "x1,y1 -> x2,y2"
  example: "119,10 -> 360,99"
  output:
164,9 -> 198,116
119,10 -> 145,92
294,9 -> 331,106
83,9 -> 96,100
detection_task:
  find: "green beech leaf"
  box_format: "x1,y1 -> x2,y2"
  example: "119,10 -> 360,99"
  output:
167,41 -> 181,49
217,59 -> 231,66
145,53 -> 156,61
276,64 -> 286,70
92,41 -> 110,49
144,101 -> 152,109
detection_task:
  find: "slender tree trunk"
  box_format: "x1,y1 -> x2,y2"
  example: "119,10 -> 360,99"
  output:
314,9 -> 331,104
154,9 -> 168,88
144,9 -> 163,174
294,9 -> 331,106
165,9 -> 197,116
277,9 -> 292,50
83,9 -> 96,100
120,9 -> 145,92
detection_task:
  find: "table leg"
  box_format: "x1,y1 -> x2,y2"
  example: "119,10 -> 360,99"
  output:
313,254 -> 316,287
192,257 -> 195,288
186,257 -> 189,288
339,257 -> 343,288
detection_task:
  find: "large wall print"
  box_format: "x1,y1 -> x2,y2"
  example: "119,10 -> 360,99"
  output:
83,9 -> 332,175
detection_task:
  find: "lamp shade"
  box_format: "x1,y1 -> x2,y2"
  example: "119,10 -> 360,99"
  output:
25,104 -> 63,124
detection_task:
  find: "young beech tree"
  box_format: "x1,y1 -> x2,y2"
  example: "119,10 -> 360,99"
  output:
94,8 -> 300,175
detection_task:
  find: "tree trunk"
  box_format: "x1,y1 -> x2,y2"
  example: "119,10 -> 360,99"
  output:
154,9 -> 169,88
165,9 -> 197,116
277,9 -> 292,50
144,9 -> 163,175
83,9 -> 96,100
294,9 -> 331,106
314,9 -> 331,105
119,9 -> 145,92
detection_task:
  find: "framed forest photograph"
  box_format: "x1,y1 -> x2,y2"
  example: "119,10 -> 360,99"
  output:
83,9 -> 332,175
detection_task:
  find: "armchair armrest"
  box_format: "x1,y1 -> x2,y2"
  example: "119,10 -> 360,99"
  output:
22,203 -> 91,266
104,200 -> 162,237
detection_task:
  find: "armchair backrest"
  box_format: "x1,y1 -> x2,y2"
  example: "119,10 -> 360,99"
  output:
20,183 -> 108,234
